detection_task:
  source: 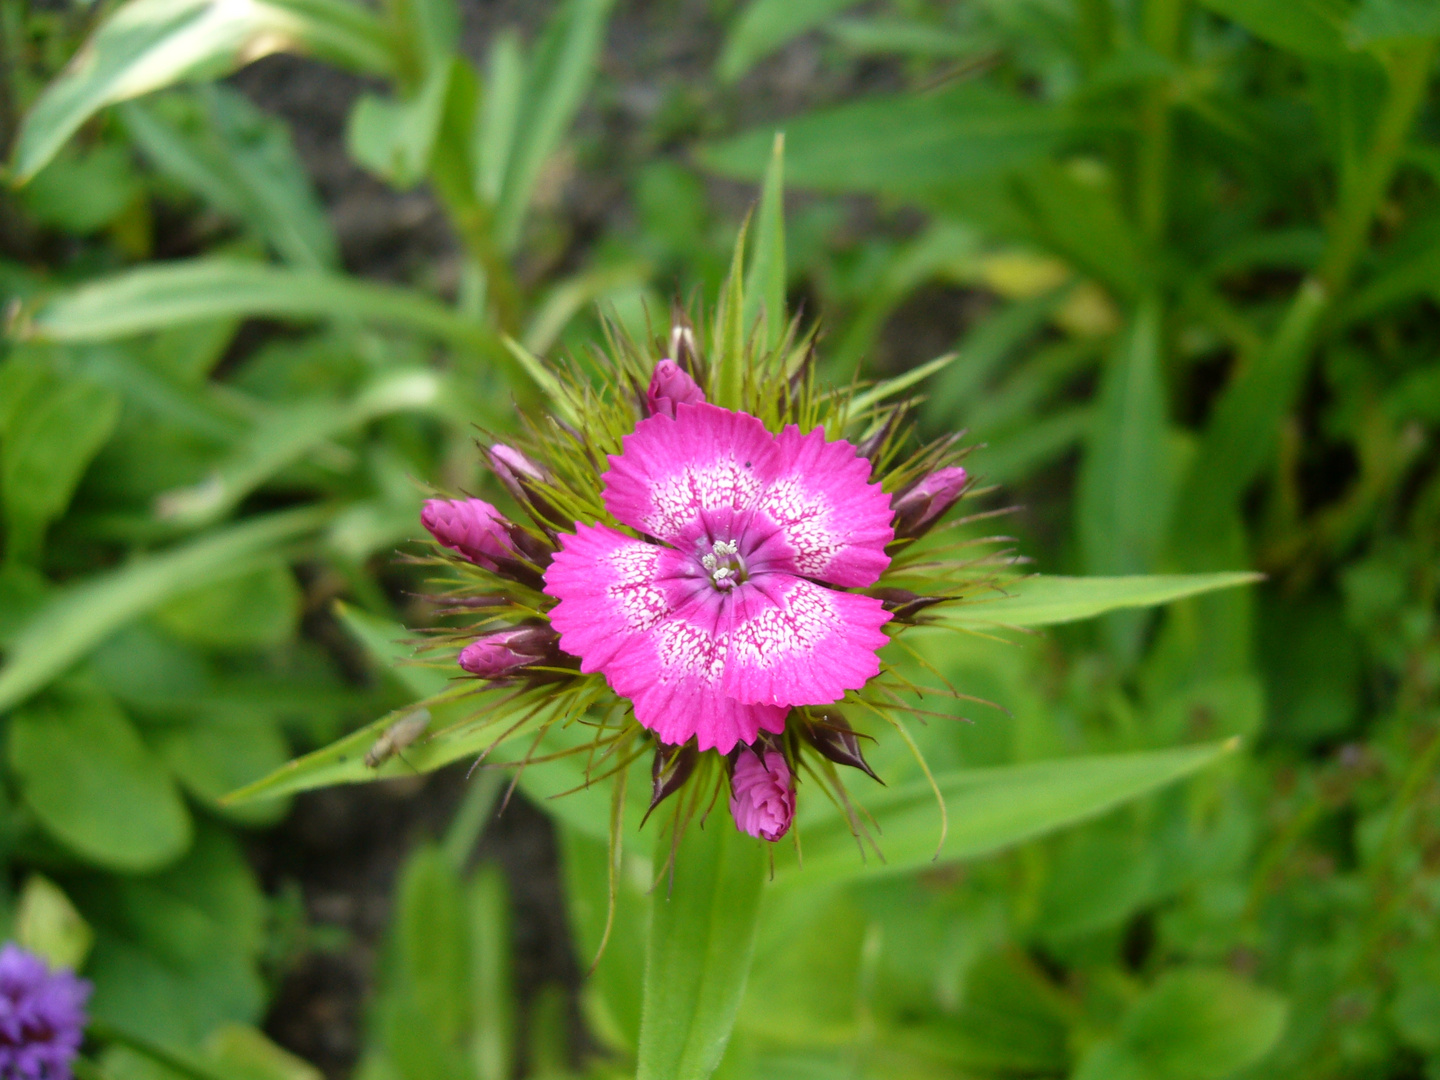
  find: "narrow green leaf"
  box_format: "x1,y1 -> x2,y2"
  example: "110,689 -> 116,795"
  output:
713,219 -> 749,410
935,572 -> 1261,629
1169,279 -> 1328,557
699,85 -> 1083,200
15,258 -> 504,359
523,262 -> 651,355
718,0 -> 863,82
7,0 -> 395,183
1194,0 -> 1351,57
1350,0 -> 1440,45
742,132 -> 786,346
1076,298 -> 1170,658
475,30 -> 524,203
501,335 -> 581,425
494,0 -> 616,252
844,350 -> 955,420
334,600 -> 451,699
777,741 -> 1237,888
637,822 -> 765,1080
153,368 -> 444,529
466,864 -> 515,1080
0,506 -> 327,714
121,86 -> 338,268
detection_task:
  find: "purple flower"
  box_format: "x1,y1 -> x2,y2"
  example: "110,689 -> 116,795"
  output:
0,943 -> 90,1080
458,626 -> 557,679
645,359 -> 706,418
891,466 -> 967,539
729,746 -> 795,842
422,498 -> 514,570
543,402 -> 893,753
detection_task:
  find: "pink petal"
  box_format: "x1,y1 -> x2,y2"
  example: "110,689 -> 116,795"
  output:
543,522 -> 786,752
747,423 -> 895,588
602,403 -> 780,543
722,575 -> 891,707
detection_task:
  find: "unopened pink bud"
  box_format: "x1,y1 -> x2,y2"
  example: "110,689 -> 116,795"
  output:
489,444 -> 545,483
729,746 -> 795,842
892,466 -> 967,539
646,359 -> 706,418
422,498 -> 514,570
457,626 -> 555,679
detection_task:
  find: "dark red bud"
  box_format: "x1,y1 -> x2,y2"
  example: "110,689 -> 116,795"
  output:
488,444 -> 570,531
891,466 -> 968,539
668,319 -> 702,378
869,587 -> 947,622
804,708 -> 881,783
855,407 -> 906,467
422,498 -> 514,569
643,741 -> 698,824
458,625 -> 557,679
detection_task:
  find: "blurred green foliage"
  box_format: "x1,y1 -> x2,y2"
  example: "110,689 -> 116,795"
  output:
3,0 -> 1440,1078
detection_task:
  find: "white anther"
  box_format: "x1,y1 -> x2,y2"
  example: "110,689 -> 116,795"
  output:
702,553 -> 718,571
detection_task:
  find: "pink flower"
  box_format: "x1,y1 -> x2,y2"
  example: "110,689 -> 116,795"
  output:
729,746 -> 795,842
543,402 -> 894,753
422,498 -> 514,570
458,626 -> 556,678
891,466 -> 967,539
646,359 -> 706,418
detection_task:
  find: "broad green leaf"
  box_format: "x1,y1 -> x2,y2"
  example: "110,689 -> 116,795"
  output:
775,741 -> 1237,888
466,864 -> 515,1080
1350,0 -> 1440,44
637,822 -> 765,1080
1194,0 -> 1351,58
934,572 -> 1261,629
742,132 -> 786,347
15,875 -> 93,970
0,506 -> 327,714
348,62 -> 452,190
152,367 -> 444,528
9,682 -> 192,871
1118,968 -> 1287,1079
154,562 -> 301,649
14,259 -> 503,360
18,144 -> 142,233
718,0 -> 861,81
82,825 -> 266,1045
1076,299 -> 1171,657
700,85 -> 1081,200
156,711 -> 293,826
1,373 -> 120,562
205,1025 -> 324,1080
494,0 -> 616,252
7,0 -> 395,183
121,87 -> 338,268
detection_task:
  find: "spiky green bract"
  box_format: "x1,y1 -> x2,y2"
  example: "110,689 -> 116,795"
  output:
407,245 -> 1017,873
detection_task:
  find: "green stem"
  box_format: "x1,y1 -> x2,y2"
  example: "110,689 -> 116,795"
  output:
1136,0 -> 1186,242
431,143 -> 523,334
1318,42 -> 1437,294
1075,0 -> 1114,72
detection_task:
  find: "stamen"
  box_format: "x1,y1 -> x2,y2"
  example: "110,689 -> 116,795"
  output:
702,538 -> 745,590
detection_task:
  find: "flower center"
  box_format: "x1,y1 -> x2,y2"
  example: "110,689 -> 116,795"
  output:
699,539 -> 746,590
